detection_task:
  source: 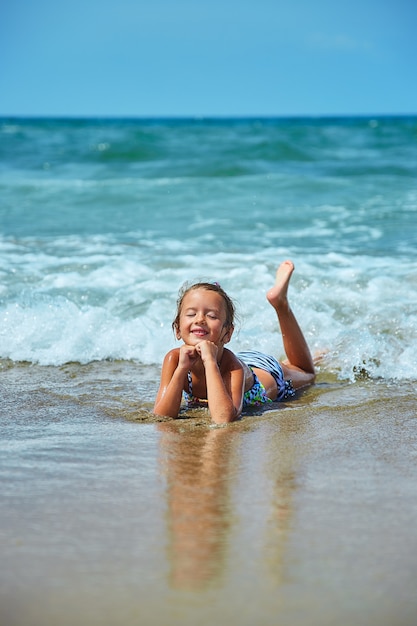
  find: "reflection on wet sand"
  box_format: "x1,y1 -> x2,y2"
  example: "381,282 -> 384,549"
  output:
264,415 -> 305,584
157,411 -> 305,593
158,421 -> 238,590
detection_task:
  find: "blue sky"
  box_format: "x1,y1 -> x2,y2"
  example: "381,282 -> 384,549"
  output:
1,0 -> 416,117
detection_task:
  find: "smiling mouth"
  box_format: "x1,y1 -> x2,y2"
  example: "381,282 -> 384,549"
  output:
192,329 -> 208,337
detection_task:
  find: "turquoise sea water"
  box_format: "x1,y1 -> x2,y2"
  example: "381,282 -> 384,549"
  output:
1,116 -> 416,380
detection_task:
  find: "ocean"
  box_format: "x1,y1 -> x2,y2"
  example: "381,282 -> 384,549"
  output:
1,116 -> 417,625
1,116 -> 416,379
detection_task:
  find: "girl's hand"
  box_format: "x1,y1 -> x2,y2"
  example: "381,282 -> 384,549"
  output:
178,344 -> 199,369
195,340 -> 218,364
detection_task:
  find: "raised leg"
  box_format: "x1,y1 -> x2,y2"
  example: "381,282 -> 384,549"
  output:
266,260 -> 315,385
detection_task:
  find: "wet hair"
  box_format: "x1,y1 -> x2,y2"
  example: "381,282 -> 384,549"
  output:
172,282 -> 236,336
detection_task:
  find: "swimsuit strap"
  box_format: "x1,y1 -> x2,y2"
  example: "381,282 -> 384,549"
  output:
187,371 -> 192,395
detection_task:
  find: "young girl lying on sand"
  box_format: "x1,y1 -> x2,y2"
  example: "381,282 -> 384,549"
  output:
154,260 -> 315,424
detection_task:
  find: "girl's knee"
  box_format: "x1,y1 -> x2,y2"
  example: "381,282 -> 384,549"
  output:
283,365 -> 315,389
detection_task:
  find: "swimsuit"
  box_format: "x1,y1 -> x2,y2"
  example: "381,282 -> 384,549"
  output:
236,350 -> 295,402
241,370 -> 272,406
183,350 -> 295,408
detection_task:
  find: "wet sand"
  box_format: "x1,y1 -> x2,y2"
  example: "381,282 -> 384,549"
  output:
1,361 -> 417,626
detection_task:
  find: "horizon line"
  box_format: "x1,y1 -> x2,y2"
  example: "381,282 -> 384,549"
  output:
1,112 -> 416,121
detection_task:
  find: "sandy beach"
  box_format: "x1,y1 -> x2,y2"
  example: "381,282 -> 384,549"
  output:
1,360 -> 416,626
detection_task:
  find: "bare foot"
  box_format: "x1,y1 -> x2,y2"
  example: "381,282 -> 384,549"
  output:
266,260 -> 294,311
313,349 -> 329,365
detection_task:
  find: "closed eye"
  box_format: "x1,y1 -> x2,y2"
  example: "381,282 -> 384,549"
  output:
183,308 -> 219,320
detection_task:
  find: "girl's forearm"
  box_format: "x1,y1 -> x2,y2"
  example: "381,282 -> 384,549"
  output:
153,369 -> 186,418
204,361 -> 238,424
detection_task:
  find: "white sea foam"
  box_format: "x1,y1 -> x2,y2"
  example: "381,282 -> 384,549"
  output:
1,236 -> 416,382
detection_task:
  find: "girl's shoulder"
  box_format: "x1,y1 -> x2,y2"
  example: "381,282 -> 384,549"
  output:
221,348 -> 244,371
162,347 -> 180,366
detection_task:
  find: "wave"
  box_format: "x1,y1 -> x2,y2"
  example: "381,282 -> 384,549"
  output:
1,244 -> 416,382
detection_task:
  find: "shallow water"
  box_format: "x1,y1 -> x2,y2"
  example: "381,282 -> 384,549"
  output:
1,362 -> 416,626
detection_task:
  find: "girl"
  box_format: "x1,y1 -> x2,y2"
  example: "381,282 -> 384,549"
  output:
153,260 -> 315,424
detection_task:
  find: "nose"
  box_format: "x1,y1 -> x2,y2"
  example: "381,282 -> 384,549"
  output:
194,311 -> 206,324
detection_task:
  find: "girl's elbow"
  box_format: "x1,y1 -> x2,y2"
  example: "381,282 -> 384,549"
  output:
211,407 -> 241,424
153,403 -> 180,419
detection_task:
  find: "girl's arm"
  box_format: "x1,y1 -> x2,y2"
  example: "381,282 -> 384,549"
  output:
198,344 -> 245,424
153,349 -> 189,418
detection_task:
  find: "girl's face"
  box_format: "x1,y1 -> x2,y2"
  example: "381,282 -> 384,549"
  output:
177,288 -> 233,346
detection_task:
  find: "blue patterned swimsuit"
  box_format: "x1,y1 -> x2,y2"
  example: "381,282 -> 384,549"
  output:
237,350 -> 295,402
